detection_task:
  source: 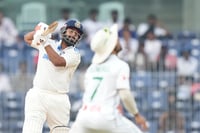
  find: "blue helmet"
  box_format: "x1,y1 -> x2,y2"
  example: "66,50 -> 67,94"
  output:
61,19 -> 84,46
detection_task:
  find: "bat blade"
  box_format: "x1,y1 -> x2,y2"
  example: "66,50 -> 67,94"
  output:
42,21 -> 58,36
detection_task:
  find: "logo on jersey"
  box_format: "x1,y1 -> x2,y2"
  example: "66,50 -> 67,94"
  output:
42,54 -> 49,60
121,75 -> 128,80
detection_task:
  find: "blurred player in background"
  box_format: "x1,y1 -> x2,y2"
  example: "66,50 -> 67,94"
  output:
69,24 -> 148,133
0,9 -> 18,46
22,19 -> 84,133
81,8 -> 103,45
137,14 -> 171,40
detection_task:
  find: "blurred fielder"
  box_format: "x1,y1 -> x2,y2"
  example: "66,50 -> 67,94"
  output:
69,24 -> 148,133
22,19 -> 84,133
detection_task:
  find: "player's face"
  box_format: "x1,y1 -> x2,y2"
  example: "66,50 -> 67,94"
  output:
65,28 -> 81,43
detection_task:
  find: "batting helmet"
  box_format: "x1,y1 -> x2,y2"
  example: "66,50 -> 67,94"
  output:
61,19 -> 84,46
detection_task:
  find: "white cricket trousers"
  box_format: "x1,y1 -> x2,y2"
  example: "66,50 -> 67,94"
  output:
22,88 -> 70,133
69,109 -> 143,133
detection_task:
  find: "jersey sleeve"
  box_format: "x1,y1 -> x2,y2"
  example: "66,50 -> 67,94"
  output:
116,63 -> 131,90
62,48 -> 81,68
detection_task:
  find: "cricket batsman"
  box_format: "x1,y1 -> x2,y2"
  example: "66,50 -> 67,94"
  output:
22,19 -> 84,133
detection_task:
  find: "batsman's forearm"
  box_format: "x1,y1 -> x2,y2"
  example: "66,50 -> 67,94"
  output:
24,31 -> 35,45
119,89 -> 139,116
44,45 -> 66,67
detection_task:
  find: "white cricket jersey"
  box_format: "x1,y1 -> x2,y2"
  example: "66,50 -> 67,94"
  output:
33,39 -> 81,93
82,55 -> 130,114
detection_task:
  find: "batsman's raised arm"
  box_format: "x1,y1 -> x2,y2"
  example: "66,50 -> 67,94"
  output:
23,23 -> 66,67
44,43 -> 66,67
24,22 -> 51,49
24,31 -> 35,45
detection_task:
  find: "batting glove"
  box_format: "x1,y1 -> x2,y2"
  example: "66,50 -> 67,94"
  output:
32,22 -> 51,46
33,31 -> 51,46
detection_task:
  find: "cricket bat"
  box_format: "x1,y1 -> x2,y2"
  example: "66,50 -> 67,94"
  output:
41,21 -> 58,36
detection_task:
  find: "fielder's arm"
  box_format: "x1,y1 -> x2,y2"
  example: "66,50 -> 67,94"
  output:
118,89 -> 148,131
118,89 -> 139,115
